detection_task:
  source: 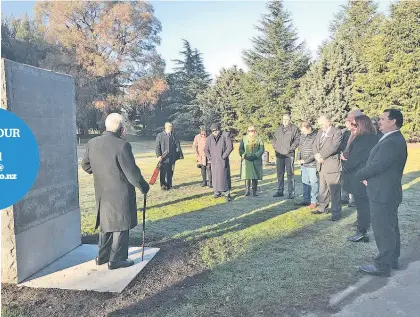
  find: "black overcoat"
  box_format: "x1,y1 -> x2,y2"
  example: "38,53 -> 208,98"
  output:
81,132 -> 149,232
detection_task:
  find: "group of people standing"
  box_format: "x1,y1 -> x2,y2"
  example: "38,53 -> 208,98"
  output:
82,107 -> 407,278
187,108 -> 408,277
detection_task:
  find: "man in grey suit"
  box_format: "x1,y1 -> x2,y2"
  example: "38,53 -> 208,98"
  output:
82,113 -> 149,270
312,114 -> 343,221
356,109 -> 407,277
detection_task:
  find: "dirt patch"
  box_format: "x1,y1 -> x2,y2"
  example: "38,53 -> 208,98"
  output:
1,237 -> 208,317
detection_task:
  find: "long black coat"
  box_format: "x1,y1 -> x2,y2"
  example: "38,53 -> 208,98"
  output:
155,131 -> 184,164
342,133 -> 378,197
81,132 -> 149,232
204,132 -> 233,192
356,131 -> 407,205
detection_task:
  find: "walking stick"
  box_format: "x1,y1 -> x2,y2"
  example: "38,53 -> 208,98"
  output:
141,194 -> 147,261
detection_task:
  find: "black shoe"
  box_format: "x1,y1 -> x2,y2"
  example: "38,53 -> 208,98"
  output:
225,195 -> 232,202
95,257 -> 107,266
347,231 -> 369,242
201,182 -> 207,187
311,209 -> 325,215
273,192 -> 284,198
213,193 -> 222,198
252,189 -> 258,197
287,194 -> 295,199
391,261 -> 400,270
295,201 -> 310,206
359,264 -> 390,277
341,199 -> 349,205
245,188 -> 251,196
208,184 -> 213,188
108,259 -> 135,270
161,185 -> 168,191
331,214 -> 341,221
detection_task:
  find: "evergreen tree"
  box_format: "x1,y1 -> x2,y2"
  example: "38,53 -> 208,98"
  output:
291,0 -> 382,126
242,0 -> 310,132
198,66 -> 246,137
353,1 -> 420,141
167,40 -> 211,138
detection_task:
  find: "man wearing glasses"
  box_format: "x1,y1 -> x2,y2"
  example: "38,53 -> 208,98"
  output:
204,123 -> 233,201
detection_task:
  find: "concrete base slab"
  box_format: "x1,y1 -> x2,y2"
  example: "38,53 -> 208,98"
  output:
18,244 -> 159,293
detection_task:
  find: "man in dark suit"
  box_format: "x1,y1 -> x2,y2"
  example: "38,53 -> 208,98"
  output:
81,113 -> 149,270
356,109 -> 407,277
155,122 -> 184,190
312,114 -> 343,221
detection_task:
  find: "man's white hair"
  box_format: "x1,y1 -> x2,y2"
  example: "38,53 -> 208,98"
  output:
105,113 -> 125,133
347,109 -> 363,119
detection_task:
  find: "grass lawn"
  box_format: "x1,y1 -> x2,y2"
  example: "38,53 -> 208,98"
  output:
2,142 -> 420,317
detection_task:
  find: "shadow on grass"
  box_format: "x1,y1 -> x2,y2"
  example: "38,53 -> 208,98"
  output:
107,173 -> 420,317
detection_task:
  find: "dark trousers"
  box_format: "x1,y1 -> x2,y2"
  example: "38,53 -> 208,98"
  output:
353,194 -> 370,232
370,201 -> 400,270
200,165 -> 212,185
98,230 -> 129,263
276,156 -> 295,195
160,162 -> 175,188
318,170 -> 342,216
245,179 -> 258,189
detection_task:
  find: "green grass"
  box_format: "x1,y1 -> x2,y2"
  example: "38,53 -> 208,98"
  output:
78,143 -> 420,316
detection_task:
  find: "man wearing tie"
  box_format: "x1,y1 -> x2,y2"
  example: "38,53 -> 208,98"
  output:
356,109 -> 407,277
155,122 -> 184,190
312,114 -> 343,221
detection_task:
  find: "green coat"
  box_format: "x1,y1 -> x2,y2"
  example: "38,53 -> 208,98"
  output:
239,135 -> 264,180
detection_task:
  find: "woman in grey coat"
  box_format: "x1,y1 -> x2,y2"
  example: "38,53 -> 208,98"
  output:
204,123 -> 233,201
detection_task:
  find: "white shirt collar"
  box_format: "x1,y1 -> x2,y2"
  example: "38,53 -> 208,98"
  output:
379,129 -> 399,142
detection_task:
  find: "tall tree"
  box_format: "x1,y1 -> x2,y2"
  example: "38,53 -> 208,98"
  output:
353,1 -> 420,141
291,0 -> 382,126
198,66 -> 246,137
242,0 -> 310,132
34,1 -> 166,121
166,40 -> 211,138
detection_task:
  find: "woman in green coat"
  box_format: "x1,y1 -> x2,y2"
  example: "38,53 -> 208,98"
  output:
239,126 -> 265,196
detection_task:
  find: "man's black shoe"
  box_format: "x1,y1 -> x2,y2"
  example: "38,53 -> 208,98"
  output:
295,201 -> 309,206
225,195 -> 232,202
214,193 -> 222,198
273,192 -> 284,198
161,185 -> 168,191
347,231 -> 369,242
287,194 -> 295,199
331,214 -> 341,221
311,210 -> 325,215
95,257 -> 107,266
359,264 -> 390,277
108,259 -> 135,270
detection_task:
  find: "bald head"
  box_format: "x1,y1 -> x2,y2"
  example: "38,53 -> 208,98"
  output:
105,113 -> 125,133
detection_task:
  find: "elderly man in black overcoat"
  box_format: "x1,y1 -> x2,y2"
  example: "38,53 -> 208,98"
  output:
82,113 -> 149,270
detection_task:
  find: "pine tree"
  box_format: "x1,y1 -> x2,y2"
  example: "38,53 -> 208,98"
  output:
167,40 -> 211,138
242,0 -> 310,132
353,1 -> 420,141
198,66 -> 246,137
291,0 -> 382,126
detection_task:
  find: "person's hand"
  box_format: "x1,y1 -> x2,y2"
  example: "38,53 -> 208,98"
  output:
299,160 -> 305,165
340,153 -> 347,161
144,183 -> 150,194
248,154 -> 257,161
158,156 -> 162,162
315,153 -> 322,161
362,180 -> 368,186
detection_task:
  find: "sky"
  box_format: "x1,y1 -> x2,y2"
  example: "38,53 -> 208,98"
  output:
1,0 -> 392,78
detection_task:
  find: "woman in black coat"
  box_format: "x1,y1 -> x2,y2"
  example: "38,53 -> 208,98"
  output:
341,115 -> 379,242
